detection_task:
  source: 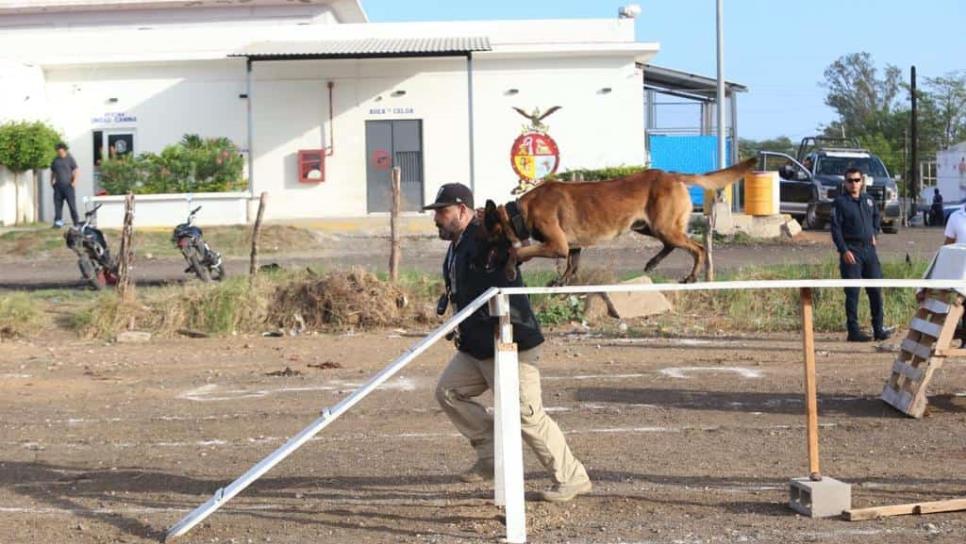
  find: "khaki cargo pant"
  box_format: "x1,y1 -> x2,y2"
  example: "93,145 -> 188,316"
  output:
435,345 -> 589,486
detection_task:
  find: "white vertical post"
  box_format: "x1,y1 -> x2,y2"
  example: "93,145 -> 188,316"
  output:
490,293 -> 527,543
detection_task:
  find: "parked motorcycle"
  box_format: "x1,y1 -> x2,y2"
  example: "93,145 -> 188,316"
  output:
172,206 -> 224,282
64,203 -> 118,290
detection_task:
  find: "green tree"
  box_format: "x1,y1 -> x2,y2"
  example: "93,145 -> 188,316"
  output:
738,136 -> 795,158
0,121 -> 62,224
923,72 -> 966,149
822,52 -> 903,135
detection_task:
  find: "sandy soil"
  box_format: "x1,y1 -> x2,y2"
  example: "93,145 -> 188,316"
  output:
2,326 -> 965,543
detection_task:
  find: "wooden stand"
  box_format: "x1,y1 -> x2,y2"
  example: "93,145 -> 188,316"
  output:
881,289 -> 965,418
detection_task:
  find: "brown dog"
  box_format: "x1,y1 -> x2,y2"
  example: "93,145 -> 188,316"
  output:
482,157 -> 757,284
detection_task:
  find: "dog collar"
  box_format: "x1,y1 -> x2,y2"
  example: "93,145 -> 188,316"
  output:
505,201 -> 531,242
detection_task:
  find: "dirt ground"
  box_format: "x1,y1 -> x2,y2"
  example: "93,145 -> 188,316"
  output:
0,225 -> 951,290
2,326 -> 965,543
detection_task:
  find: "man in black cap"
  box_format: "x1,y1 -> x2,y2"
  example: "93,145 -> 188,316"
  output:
830,168 -> 891,342
426,183 -> 592,502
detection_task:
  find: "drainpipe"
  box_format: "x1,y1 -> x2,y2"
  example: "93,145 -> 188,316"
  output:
466,52 -> 476,192
246,58 -> 255,196
325,80 -> 335,156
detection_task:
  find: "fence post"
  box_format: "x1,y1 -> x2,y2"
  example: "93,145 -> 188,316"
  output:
490,293 -> 527,543
116,192 -> 135,301
389,167 -> 402,283
249,192 -> 268,284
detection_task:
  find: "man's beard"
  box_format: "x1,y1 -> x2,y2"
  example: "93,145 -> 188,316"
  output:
436,217 -> 462,241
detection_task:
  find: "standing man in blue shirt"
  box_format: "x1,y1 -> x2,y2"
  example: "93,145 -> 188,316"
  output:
50,142 -> 79,228
830,168 -> 892,342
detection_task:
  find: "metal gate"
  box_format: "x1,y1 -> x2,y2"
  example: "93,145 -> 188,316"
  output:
365,120 -> 424,213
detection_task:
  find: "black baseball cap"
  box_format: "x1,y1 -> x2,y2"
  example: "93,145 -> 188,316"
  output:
423,183 -> 474,210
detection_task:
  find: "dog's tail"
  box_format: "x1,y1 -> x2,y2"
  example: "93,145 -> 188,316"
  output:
683,157 -> 757,190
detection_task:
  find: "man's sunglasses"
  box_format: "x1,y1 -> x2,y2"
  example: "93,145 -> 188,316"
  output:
845,177 -> 863,183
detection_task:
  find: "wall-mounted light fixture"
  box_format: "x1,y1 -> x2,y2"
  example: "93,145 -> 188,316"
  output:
504,88 -> 519,96
598,87 -> 613,95
390,90 -> 407,97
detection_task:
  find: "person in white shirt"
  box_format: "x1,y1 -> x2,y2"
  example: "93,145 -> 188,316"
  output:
943,205 -> 966,244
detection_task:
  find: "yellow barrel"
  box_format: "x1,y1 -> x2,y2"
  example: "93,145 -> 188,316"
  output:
744,171 -> 778,216
702,185 -> 733,215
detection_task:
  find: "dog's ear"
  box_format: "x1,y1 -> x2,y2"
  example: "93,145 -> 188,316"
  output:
484,200 -> 499,232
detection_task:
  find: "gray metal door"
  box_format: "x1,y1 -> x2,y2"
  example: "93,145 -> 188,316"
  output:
365,120 -> 424,213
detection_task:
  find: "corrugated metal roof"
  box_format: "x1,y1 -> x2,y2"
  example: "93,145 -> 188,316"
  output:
233,37 -> 491,60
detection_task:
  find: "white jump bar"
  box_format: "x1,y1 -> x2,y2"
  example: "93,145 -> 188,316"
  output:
502,279 -> 966,296
164,287 -> 500,541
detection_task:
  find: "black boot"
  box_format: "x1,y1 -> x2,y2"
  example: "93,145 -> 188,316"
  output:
847,331 -> 872,342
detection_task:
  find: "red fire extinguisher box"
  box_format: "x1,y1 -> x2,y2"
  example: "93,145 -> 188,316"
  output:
297,149 -> 325,183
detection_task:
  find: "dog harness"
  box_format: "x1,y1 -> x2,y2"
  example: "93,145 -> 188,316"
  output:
505,201 -> 531,246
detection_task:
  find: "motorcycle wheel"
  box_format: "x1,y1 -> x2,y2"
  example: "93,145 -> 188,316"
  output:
211,264 -> 226,282
78,256 -> 105,290
184,246 -> 211,282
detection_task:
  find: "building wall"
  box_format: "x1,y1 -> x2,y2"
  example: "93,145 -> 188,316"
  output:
250,54 -> 645,220
42,59 -> 249,221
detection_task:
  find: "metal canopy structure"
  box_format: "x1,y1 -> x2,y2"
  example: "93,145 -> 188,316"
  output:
231,36 -> 491,61
643,63 -> 747,102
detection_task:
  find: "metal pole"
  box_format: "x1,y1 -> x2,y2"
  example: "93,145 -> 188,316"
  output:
715,0 -> 726,170
246,59 -> 255,196
164,288 -> 499,541
490,293 -> 526,543
910,66 -> 918,205
466,53 -> 476,192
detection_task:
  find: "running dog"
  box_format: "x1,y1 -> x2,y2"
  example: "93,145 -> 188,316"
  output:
482,158 -> 757,284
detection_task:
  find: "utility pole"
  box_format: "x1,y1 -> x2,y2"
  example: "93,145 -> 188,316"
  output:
910,66 -> 919,206
706,0 -> 726,282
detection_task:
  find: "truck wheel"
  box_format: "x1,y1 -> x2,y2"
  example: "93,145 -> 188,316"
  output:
803,203 -> 825,230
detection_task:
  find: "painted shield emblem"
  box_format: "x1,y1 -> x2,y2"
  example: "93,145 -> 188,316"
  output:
510,132 -> 560,182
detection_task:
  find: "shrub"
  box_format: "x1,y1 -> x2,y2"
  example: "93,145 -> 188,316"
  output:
98,134 -> 246,195
551,165 -> 648,182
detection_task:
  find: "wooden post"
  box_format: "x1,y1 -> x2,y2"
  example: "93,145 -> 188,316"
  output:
704,205 -> 715,282
800,287 -> 820,480
249,192 -> 268,284
389,166 -> 401,283
116,192 -> 135,301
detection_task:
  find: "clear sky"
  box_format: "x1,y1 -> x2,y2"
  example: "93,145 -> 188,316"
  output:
362,0 -> 965,141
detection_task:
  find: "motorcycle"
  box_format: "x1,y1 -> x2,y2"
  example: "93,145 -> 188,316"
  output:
64,203 -> 118,290
172,205 -> 224,282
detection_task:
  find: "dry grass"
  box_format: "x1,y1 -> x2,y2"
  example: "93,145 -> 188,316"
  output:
0,293 -> 46,339
269,268 -> 432,332
71,268 -> 436,339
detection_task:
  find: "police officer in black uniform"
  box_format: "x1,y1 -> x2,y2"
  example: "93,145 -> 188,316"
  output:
830,168 -> 892,342
426,183 -> 592,502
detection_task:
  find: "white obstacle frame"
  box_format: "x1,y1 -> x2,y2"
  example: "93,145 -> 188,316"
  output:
166,278 -> 966,543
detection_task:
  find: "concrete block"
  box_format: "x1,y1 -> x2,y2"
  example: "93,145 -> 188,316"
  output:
116,331 -> 152,344
789,477 -> 851,518
584,275 -> 672,321
782,217 -> 802,238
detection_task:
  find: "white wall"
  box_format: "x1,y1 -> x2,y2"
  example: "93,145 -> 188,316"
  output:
42,59 -> 249,221
250,53 -> 646,219
0,167 -> 39,226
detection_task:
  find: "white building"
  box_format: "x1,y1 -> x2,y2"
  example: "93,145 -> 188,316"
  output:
0,0 -> 658,227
